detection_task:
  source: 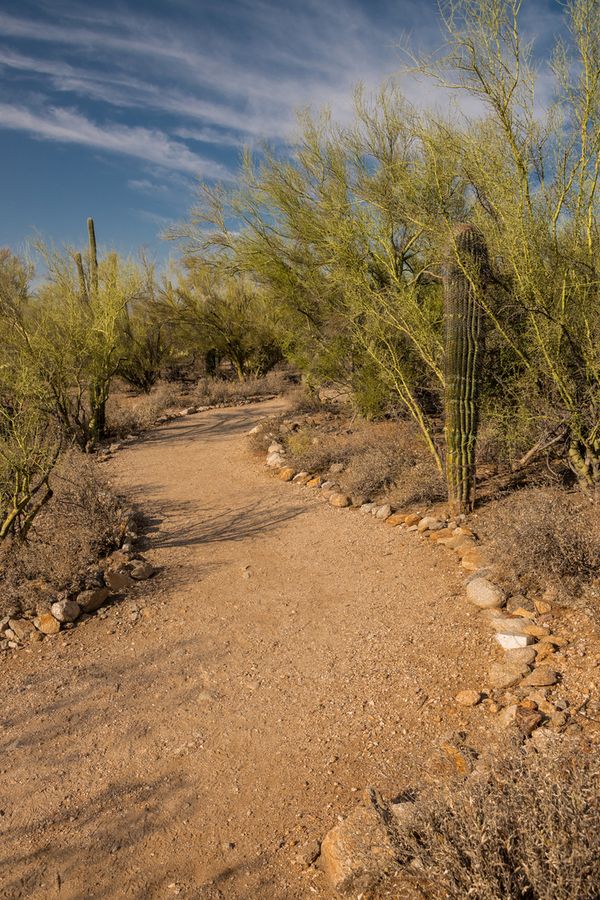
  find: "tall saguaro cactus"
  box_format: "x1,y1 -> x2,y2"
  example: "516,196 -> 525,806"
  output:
87,217 -> 99,295
443,223 -> 489,515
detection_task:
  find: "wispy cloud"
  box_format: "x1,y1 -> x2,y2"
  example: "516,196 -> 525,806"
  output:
0,103 -> 229,177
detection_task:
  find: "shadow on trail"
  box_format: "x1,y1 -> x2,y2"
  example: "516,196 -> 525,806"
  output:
138,498 -> 306,550
135,403 -> 287,448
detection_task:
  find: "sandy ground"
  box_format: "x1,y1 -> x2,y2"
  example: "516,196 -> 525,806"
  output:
0,400 -> 491,899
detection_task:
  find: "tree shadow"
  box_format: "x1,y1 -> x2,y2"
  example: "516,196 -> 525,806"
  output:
124,496 -> 306,552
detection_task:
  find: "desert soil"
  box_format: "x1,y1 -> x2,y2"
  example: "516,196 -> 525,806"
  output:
0,399 -> 491,899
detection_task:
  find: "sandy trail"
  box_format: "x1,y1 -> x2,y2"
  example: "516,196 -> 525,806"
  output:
0,400 -> 488,899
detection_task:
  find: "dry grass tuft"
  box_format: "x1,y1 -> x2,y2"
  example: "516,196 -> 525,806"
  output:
0,451 -> 121,616
481,489 -> 600,600
393,743 -> 600,900
107,381 -> 177,437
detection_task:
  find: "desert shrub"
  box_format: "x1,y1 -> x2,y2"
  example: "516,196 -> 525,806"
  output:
106,381 -> 181,437
394,743 -> 600,900
388,460 -> 447,509
483,489 -> 600,599
192,369 -> 288,406
0,451 -> 121,616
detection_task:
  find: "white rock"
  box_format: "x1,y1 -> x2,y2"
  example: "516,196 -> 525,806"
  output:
466,578 -> 506,609
375,504 -> 392,520
360,503 -> 376,514
495,633 -> 535,650
292,471 -> 309,483
248,424 -> 263,435
50,599 -> 81,623
266,451 -> 285,468
267,442 -> 284,454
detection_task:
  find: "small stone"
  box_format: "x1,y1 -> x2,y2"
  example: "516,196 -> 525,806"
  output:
455,690 -> 482,707
298,840 -> 321,868
404,514 -> 421,526
360,503 -> 376,514
417,516 -> 443,533
105,572 -> 134,592
130,561 -> 156,580
522,624 -> 551,638
385,514 -> 405,527
375,504 -> 392,520
7,618 -> 36,641
329,463 -> 345,475
292,471 -> 309,483
267,442 -> 284,454
466,578 -> 506,609
505,647 -> 537,666
77,587 -> 110,613
278,467 -> 296,482
330,493 -> 351,508
34,613 -> 60,635
439,533 -> 473,550
511,607 -> 535,619
29,630 -> 44,643
521,667 -> 558,687
515,706 -> 543,736
488,616 -> 530,636
549,711 -> 569,730
488,662 -> 530,690
247,424 -> 263,435
534,599 -> 552,615
50,599 -> 81,623
306,476 -> 322,488
320,480 -> 336,491
320,787 -> 399,896
266,451 -> 285,468
495,633 -> 535,650
429,527 -> 454,542
497,704 -> 518,727
535,643 -> 556,661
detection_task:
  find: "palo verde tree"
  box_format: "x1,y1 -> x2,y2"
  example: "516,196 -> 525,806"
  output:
0,249 -> 62,542
22,220 -> 142,450
417,0 -> 600,497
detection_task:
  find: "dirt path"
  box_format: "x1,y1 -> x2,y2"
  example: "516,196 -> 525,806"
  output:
0,400 -> 490,899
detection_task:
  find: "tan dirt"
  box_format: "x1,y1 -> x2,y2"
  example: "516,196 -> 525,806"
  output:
0,400 -> 491,899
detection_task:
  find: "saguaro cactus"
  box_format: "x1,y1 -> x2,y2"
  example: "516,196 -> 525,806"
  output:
87,217 -> 98,295
443,223 -> 489,515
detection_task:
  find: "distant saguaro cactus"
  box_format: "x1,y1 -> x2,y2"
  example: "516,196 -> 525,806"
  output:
443,223 -> 489,515
87,217 -> 99,295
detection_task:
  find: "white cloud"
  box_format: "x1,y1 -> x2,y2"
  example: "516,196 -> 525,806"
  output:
0,103 -> 230,177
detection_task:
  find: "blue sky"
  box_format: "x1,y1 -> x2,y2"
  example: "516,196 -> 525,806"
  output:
0,0 -> 566,262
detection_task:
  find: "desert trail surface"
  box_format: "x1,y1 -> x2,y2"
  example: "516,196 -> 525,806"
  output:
0,399 -> 489,898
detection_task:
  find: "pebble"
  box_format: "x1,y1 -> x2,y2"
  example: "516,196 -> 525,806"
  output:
521,666 -> 558,687
130,561 -> 156,580
375,504 -> 392,520
7,619 -> 36,641
455,690 -> 482,707
278,467 -> 296,482
34,613 -> 61,635
466,578 -> 506,609
495,633 -> 535,649
505,647 -> 537,666
329,494 -> 351,508
77,587 -> 110,613
417,516 -> 444,533
50,599 -> 81,623
360,503 -> 376,514
488,661 -> 530,690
